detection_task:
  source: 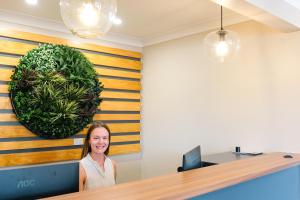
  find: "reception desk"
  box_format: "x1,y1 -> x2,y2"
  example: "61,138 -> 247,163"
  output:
48,152 -> 300,200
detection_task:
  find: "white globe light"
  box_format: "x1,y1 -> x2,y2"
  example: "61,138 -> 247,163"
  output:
215,41 -> 229,57
26,0 -> 38,5
204,29 -> 240,63
59,0 -> 117,38
111,16 -> 122,25
79,3 -> 99,27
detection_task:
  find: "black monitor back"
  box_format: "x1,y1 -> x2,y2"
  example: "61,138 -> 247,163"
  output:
0,161 -> 79,200
182,145 -> 202,171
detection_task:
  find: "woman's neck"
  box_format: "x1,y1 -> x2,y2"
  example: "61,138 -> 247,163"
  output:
90,152 -> 105,164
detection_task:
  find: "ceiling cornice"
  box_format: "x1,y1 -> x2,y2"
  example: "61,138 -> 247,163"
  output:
0,8 -> 249,48
143,13 -> 249,46
0,9 -> 143,51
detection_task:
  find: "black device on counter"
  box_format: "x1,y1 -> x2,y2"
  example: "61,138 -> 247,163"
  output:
182,145 -> 202,171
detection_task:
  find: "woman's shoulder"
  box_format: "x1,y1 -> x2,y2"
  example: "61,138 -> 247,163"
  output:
105,156 -> 116,166
80,155 -> 88,162
80,154 -> 92,167
111,159 -> 116,166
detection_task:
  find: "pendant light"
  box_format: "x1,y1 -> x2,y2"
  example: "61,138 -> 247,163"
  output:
204,6 -> 240,63
59,0 -> 117,38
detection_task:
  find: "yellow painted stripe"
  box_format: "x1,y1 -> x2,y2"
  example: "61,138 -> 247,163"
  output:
111,135 -> 140,143
0,65 -> 142,80
0,123 -> 140,138
108,123 -> 140,133
0,97 -> 11,109
0,135 -> 140,151
0,40 -> 35,55
0,126 -> 36,138
0,85 -> 9,93
0,56 -> 142,78
0,126 -> 66,138
84,53 -> 141,70
0,68 -> 13,81
109,143 -> 141,155
0,40 -> 141,70
101,91 -> 141,100
0,97 -> 140,111
0,56 -> 19,66
0,143 -> 141,167
0,29 -> 142,58
0,69 -> 141,91
100,101 -> 141,111
0,113 -> 140,122
0,85 -> 141,100
93,114 -> 140,121
95,67 -> 141,79
0,113 -> 17,121
0,139 -> 76,151
101,78 -> 141,91
0,149 -> 82,167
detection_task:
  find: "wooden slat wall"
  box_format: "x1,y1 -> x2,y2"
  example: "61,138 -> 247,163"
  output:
0,29 -> 142,167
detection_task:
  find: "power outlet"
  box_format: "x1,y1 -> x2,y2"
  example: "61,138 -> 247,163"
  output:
74,138 -> 84,145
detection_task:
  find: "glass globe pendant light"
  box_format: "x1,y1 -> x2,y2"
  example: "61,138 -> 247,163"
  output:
204,6 -> 240,63
59,0 -> 117,38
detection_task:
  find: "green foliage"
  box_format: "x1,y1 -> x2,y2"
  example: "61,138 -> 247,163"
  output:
9,44 -> 102,138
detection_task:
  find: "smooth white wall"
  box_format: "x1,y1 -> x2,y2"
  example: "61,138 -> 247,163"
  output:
141,20 -> 300,178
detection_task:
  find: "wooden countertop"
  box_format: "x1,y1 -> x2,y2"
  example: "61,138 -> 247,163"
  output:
48,152 -> 300,200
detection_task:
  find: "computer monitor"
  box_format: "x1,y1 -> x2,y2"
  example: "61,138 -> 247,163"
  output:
182,145 -> 202,171
0,161 -> 79,200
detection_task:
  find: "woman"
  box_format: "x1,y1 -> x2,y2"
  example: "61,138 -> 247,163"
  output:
79,122 -> 116,191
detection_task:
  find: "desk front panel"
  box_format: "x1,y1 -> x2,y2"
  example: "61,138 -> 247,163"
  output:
191,165 -> 300,200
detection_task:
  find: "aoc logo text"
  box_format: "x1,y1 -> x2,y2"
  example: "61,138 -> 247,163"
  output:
17,179 -> 36,188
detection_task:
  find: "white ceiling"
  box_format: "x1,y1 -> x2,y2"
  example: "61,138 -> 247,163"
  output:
0,0 -> 247,46
114,0 -> 239,38
0,0 -> 299,47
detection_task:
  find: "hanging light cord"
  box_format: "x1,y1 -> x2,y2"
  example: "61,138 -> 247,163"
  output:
220,6 -> 223,30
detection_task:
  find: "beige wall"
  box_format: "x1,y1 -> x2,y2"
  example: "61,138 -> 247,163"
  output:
141,20 -> 300,178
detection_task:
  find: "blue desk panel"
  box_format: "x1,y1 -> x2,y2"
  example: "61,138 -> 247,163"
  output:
191,166 -> 300,200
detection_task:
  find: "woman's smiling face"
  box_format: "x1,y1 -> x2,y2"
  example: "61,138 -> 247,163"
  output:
89,127 -> 109,154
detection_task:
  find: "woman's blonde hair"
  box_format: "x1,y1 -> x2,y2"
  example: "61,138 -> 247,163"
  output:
81,122 -> 111,158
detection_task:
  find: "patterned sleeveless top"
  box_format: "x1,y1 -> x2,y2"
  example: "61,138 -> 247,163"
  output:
80,154 -> 115,190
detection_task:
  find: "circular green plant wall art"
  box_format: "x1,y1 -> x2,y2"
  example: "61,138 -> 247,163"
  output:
9,44 -> 102,139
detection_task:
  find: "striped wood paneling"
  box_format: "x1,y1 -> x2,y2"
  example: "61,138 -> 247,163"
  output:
0,97 -> 141,111
0,29 -> 142,58
0,84 -> 141,99
0,144 -> 141,167
0,135 -> 141,151
0,40 -> 141,70
0,123 -> 141,138
0,68 -> 141,91
0,113 -> 140,122
0,29 -> 142,167
0,56 -> 141,79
